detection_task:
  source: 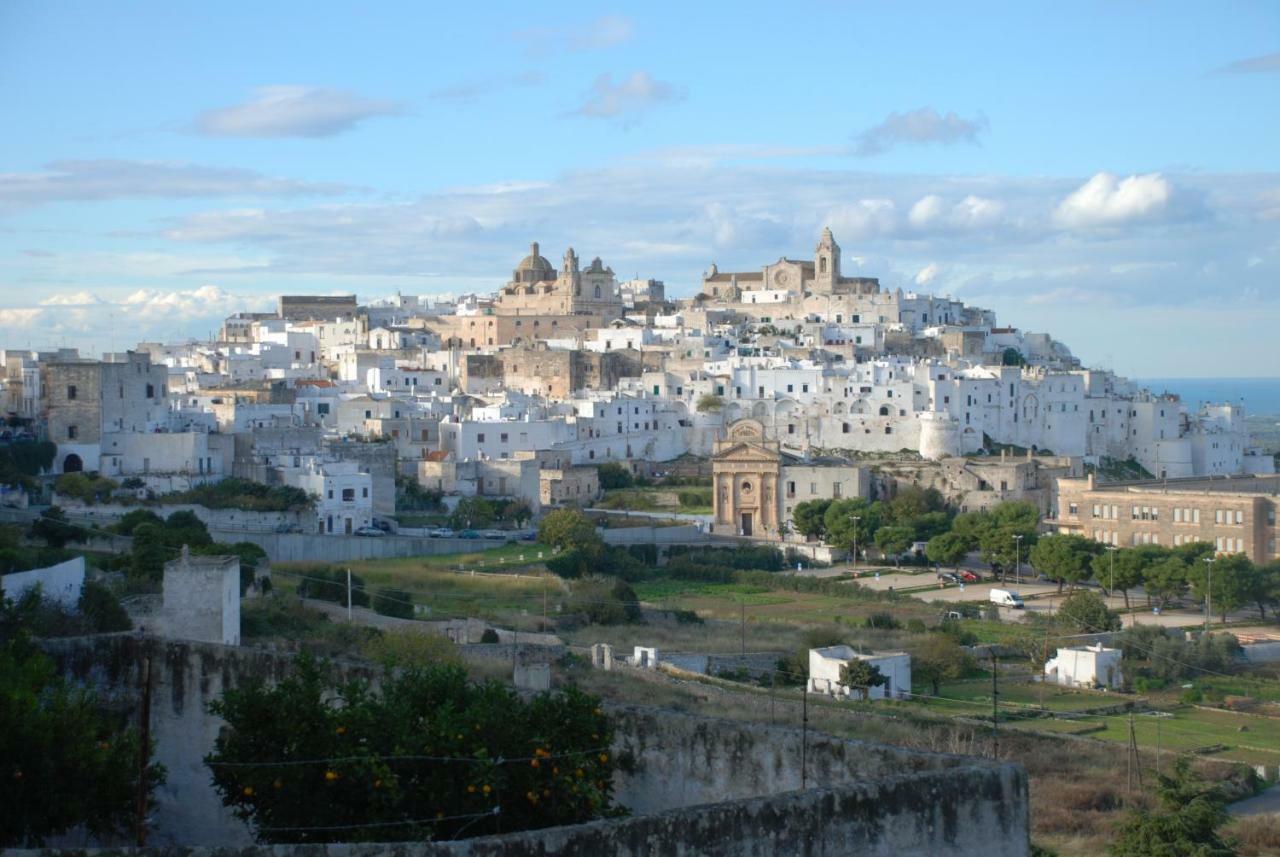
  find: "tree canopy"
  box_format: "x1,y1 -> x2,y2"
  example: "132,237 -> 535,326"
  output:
205,658 -> 617,843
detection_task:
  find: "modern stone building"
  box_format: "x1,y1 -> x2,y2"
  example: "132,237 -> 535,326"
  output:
1052,472 -> 1280,563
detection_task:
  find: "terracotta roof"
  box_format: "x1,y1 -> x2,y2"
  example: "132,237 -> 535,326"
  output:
424,450 -> 450,462
295,379 -> 335,388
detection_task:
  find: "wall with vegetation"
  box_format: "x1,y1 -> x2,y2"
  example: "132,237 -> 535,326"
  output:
37,636 -> 1028,856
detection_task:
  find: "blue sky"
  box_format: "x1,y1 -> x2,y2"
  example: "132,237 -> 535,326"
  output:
1,1 -> 1277,376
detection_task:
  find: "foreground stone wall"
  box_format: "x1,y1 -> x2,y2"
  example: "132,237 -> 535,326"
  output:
37,635 -> 1029,856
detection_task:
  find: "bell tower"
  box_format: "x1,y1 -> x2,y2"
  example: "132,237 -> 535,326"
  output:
814,226 -> 840,293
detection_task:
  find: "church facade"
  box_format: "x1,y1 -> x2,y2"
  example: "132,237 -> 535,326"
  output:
711,419 -> 784,538
701,227 -> 880,303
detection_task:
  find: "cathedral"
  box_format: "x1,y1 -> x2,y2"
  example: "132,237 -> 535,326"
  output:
494,242 -> 623,320
700,227 -> 880,302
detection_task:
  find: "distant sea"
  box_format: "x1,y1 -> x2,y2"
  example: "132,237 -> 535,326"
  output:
1135,378 -> 1280,417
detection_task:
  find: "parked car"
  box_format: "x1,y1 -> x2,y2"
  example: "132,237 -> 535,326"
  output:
479,529 -> 508,540
429,527 -> 455,539
459,529 -> 481,539
354,526 -> 384,537
989,588 -> 1025,609
274,522 -> 301,533
372,518 -> 394,533
937,571 -> 960,584
517,529 -> 537,541
958,570 -> 979,583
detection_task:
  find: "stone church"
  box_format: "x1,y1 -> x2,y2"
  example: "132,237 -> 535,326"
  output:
493,242 -> 624,321
700,227 -> 880,302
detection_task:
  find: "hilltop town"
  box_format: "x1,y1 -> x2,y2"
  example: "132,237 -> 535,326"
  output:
4,231 -> 1280,857
6,228 -> 1273,539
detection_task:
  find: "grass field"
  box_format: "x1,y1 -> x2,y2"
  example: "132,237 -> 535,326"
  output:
272,545 -> 557,622
632,578 -> 938,627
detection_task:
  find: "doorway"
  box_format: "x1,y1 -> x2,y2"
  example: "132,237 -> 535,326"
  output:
740,512 -> 753,537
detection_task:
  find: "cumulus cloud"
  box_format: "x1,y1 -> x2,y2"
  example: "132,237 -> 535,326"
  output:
429,72 -> 543,101
854,107 -> 988,156
572,72 -> 682,120
1212,52 -> 1280,74
516,15 -> 634,54
908,194 -> 1004,232
914,262 -> 940,286
1054,172 -> 1173,228
824,199 -> 897,240
0,159 -> 344,211
195,85 -> 402,138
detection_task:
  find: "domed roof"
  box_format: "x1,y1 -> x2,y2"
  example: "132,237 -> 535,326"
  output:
514,242 -> 555,280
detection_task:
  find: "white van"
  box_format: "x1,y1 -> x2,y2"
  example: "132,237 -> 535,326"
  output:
989,588 -> 1025,609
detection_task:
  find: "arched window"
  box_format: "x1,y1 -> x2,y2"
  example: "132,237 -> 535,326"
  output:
819,257 -> 827,274
741,480 -> 753,493
594,285 -> 601,298
878,405 -> 890,416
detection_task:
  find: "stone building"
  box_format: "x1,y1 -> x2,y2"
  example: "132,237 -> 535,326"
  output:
711,419 -> 785,538
1052,473 -> 1280,564
461,345 -> 641,399
540,465 -> 600,507
701,227 -> 879,301
41,351 -> 170,473
493,243 -> 624,321
277,294 -> 358,321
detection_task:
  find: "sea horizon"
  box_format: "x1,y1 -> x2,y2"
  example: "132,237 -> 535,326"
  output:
1135,376 -> 1280,417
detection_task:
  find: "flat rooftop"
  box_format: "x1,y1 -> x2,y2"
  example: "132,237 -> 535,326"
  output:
1097,474 -> 1280,496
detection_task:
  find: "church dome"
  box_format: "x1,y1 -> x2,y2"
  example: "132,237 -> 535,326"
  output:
514,242 -> 555,283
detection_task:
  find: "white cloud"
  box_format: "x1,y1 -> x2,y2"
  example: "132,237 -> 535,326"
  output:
195,85 -> 402,138
0,160 -> 346,211
516,15 -> 635,55
567,15 -> 634,50
824,199 -> 897,240
907,194 -> 1004,232
914,262 -> 940,286
1213,52 -> 1280,74
1054,172 -> 1173,228
38,291 -> 102,306
572,72 -> 682,120
429,72 -> 543,101
854,107 -> 987,157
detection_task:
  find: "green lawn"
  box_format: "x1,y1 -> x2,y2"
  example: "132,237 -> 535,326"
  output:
273,545 -> 557,621
632,577 -> 938,626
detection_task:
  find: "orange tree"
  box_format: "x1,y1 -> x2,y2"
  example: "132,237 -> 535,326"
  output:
205,657 -> 618,843
0,616 -> 163,846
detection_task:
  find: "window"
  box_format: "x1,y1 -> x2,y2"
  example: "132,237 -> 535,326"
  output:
477,433 -> 486,443
500,433 -> 508,443
67,425 -> 78,440
66,385 -> 77,400
810,482 -> 818,495
327,489 -> 334,499
362,487 -> 368,498
786,481 -> 795,498
788,424 -> 796,435
833,482 -> 842,498
317,403 -> 330,415
342,488 -> 355,502
146,383 -> 155,398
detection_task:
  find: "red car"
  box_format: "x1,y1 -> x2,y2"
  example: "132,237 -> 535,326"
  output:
958,570 -> 979,583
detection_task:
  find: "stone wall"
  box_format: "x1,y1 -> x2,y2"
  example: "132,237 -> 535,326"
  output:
37,635 -> 1029,856
211,530 -> 509,563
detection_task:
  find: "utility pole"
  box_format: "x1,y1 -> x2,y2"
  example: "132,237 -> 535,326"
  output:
135,656 -> 152,847
1013,534 -> 1023,585
851,515 -> 861,567
740,600 -> 746,656
1203,556 -> 1216,633
801,681 -> 809,790
346,568 -> 353,622
990,651 -> 999,760
1156,719 -> 1161,777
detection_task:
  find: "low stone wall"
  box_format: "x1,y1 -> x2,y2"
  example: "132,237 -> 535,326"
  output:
600,524 -> 703,545
57,500 -> 308,534
214,531 -> 510,563
36,635 -> 1030,856
661,650 -> 786,680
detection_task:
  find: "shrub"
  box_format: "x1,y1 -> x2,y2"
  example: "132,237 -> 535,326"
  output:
372,587 -> 414,620
596,462 -> 633,490
296,566 -> 370,608
160,477 -> 313,512
78,580 -> 132,633
864,612 -> 901,630
480,628 -> 500,644
564,576 -> 643,626
362,628 -> 459,669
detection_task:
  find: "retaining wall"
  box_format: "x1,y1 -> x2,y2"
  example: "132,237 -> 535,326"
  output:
37,635 -> 1029,856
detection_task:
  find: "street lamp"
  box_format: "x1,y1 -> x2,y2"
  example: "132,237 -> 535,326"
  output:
851,516 -> 861,567
1012,534 -> 1024,585
1203,556 -> 1216,633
